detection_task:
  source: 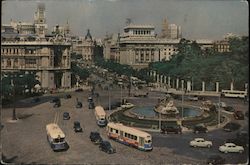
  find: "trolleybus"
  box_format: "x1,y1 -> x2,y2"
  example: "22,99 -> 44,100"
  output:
95,106 -> 107,127
107,122 -> 153,151
221,90 -> 247,98
46,123 -> 69,151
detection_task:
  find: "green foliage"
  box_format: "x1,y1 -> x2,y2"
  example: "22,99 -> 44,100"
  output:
149,36 -> 249,90
71,62 -> 90,80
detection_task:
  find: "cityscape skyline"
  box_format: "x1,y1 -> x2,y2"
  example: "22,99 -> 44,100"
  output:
2,0 -> 249,40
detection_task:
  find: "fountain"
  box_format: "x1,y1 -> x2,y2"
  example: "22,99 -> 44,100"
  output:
154,99 -> 179,116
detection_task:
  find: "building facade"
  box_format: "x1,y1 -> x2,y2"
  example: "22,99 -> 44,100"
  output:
105,24 -> 180,69
1,3 -> 71,90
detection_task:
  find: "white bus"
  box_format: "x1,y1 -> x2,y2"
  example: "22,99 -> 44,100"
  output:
46,123 -> 69,151
221,90 -> 247,98
94,106 -> 107,127
107,122 -> 153,151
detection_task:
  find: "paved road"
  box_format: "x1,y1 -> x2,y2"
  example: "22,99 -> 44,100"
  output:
1,86 -> 249,164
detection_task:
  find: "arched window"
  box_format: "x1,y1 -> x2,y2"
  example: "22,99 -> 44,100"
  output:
14,59 -> 18,68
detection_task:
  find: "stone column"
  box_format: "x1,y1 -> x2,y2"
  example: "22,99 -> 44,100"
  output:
230,81 -> 234,91
164,76 -> 167,84
202,81 -> 205,92
176,78 -> 179,90
160,75 -> 163,86
181,80 -> 184,91
187,81 -> 191,92
216,82 -> 219,93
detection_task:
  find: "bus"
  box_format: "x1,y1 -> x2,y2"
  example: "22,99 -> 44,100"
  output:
46,123 -> 69,151
107,122 -> 153,151
94,106 -> 107,127
221,90 -> 247,98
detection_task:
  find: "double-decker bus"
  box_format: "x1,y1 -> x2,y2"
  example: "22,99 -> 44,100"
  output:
221,90 -> 247,98
107,122 -> 153,151
46,123 -> 69,151
94,106 -> 107,127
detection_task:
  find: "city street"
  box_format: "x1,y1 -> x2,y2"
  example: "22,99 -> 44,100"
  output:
1,86 -> 248,164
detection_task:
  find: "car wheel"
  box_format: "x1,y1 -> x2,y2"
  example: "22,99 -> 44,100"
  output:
239,150 -> 243,153
195,131 -> 198,134
224,150 -> 228,153
207,144 -> 211,148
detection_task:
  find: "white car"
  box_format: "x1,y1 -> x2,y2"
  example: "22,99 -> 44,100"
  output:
216,102 -> 227,108
189,138 -> 212,148
219,143 -> 244,153
121,103 -> 135,109
188,96 -> 198,101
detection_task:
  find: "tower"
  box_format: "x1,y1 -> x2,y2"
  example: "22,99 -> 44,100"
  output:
161,17 -> 169,38
34,3 -> 48,37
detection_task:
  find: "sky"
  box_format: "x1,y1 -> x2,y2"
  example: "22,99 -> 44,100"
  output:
1,0 -> 249,40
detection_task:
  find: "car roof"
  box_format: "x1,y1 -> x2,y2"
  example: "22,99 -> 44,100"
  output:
224,143 -> 236,146
194,138 -> 205,141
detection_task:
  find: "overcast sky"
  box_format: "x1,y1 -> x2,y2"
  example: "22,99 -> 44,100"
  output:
2,0 -> 249,40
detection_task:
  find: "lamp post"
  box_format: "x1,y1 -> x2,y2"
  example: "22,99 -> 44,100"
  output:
108,84 -> 111,111
10,76 -> 18,120
118,82 -> 123,106
182,89 -> 184,121
218,93 -> 221,127
159,112 -> 161,131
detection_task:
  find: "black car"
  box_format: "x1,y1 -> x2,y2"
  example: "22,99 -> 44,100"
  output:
76,102 -> 83,108
73,121 -> 83,132
193,124 -> 208,134
53,100 -> 61,108
99,141 -> 116,154
65,94 -> 72,99
90,132 -> 103,144
160,125 -> 182,134
234,111 -> 244,120
89,102 -> 95,109
224,106 -> 235,113
63,112 -> 70,120
206,155 -> 225,165
223,122 -> 241,132
236,130 -> 249,147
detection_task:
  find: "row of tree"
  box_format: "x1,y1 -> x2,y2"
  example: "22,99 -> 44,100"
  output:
149,37 -> 249,90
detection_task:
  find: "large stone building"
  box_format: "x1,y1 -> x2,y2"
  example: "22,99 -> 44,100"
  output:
1,3 -> 71,90
105,24 -> 180,69
71,29 -> 95,65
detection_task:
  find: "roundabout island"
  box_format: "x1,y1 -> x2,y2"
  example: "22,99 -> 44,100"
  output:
108,94 -> 225,131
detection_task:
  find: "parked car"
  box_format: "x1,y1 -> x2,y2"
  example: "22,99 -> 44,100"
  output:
236,130 -> 249,147
65,94 -> 71,99
160,125 -> 182,134
193,124 -> 208,134
90,132 -> 103,144
224,106 -> 235,113
189,138 -> 212,148
76,102 -> 82,108
73,121 -> 83,132
234,111 -> 244,120
216,102 -> 227,108
53,100 -> 61,108
121,103 -> 135,109
206,155 -> 225,165
219,143 -> 244,153
99,141 -> 116,154
89,102 -> 95,109
223,122 -> 241,132
75,88 -> 83,92
63,112 -> 70,120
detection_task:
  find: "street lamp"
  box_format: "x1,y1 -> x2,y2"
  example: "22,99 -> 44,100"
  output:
108,84 -> 111,111
159,112 -> 161,131
118,82 -> 123,106
218,93 -> 221,127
